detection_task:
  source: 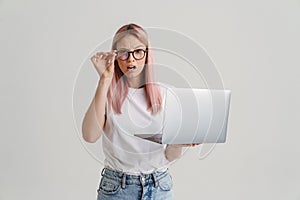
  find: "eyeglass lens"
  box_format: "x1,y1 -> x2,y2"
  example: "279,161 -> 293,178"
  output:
117,49 -> 146,61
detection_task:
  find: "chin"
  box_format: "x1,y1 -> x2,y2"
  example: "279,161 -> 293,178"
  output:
123,69 -> 143,78
124,72 -> 140,79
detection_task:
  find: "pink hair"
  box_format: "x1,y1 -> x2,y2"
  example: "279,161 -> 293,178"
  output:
107,23 -> 162,115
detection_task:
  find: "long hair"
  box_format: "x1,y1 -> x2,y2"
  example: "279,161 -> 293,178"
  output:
107,23 -> 162,115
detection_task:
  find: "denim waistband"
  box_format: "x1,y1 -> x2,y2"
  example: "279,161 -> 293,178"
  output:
101,167 -> 169,188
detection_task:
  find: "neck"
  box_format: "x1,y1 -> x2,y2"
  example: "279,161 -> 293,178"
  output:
127,75 -> 145,89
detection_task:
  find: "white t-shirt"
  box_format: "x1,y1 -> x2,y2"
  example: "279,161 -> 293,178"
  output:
102,86 -> 171,175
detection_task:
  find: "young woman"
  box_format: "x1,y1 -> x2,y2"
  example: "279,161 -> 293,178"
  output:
82,23 -> 199,200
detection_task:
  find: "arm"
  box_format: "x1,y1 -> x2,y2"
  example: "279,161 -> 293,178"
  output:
165,144 -> 200,162
82,51 -> 115,143
165,144 -> 183,162
82,79 -> 111,143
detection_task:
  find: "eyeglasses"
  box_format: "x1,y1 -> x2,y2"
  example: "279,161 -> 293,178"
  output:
115,48 -> 148,61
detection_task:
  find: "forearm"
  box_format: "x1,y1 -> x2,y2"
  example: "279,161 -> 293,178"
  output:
165,144 -> 183,162
82,78 -> 111,143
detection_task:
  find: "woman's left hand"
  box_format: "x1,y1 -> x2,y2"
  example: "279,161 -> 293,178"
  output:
165,143 -> 201,162
167,143 -> 201,148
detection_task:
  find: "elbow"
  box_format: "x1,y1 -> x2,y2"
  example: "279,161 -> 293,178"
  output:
165,151 -> 181,162
82,132 -> 100,143
81,113 -> 104,143
166,154 -> 180,162
165,145 -> 182,162
81,124 -> 101,143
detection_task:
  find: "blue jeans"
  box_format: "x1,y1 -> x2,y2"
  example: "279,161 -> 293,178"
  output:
97,167 -> 174,200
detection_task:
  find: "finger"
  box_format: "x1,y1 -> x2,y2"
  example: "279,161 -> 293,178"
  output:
102,52 -> 115,61
106,58 -> 115,71
96,52 -> 104,56
107,63 -> 114,72
112,50 -> 118,58
106,57 -> 114,65
107,51 -> 116,59
180,144 -> 191,147
95,54 -> 103,60
102,53 -> 111,61
106,53 -> 115,65
91,55 -> 98,63
92,53 -> 103,60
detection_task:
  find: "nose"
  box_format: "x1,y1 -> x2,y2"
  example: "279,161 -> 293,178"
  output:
127,52 -> 135,62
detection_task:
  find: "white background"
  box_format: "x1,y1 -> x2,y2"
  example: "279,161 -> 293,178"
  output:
0,0 -> 299,199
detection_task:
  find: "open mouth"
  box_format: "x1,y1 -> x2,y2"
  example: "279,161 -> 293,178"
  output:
127,66 -> 136,70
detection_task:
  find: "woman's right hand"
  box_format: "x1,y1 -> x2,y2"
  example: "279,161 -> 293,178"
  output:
90,51 -> 116,79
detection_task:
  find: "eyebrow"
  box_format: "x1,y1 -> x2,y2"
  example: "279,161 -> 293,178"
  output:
117,45 -> 145,50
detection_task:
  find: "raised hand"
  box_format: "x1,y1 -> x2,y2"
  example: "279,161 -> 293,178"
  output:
90,51 -> 116,79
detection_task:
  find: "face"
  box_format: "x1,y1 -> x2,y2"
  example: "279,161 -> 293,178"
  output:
116,34 -> 147,80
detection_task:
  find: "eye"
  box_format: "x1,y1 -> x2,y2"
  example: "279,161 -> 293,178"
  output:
135,49 -> 145,53
117,49 -> 128,55
134,49 -> 145,56
116,50 -> 128,60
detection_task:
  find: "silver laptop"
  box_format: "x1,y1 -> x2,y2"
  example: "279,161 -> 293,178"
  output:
135,88 -> 231,144
162,88 -> 231,144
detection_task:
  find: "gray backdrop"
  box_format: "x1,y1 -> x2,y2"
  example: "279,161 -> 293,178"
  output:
1,0 -> 299,199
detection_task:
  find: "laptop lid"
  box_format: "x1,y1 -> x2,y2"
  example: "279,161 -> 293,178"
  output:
161,88 -> 231,144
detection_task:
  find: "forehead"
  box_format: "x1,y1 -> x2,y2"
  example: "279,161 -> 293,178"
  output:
116,34 -> 146,50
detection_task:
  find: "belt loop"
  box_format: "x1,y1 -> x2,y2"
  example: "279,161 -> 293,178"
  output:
101,168 -> 105,176
121,173 -> 126,189
152,172 -> 158,188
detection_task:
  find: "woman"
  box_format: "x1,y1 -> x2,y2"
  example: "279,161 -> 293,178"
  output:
82,23 -> 198,200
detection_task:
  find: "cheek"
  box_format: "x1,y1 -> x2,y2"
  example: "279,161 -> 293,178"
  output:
137,58 -> 146,67
117,61 -> 127,72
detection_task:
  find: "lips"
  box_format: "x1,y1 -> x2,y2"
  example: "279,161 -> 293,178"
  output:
127,66 -> 136,69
